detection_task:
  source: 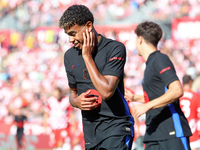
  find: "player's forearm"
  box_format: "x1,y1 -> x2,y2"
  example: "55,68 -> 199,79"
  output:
69,88 -> 78,108
146,92 -> 179,110
69,96 -> 77,108
83,55 -> 116,100
133,95 -> 145,103
146,80 -> 183,110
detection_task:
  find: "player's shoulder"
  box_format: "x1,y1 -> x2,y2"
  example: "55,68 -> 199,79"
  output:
152,51 -> 171,63
109,38 -> 125,48
101,35 -> 125,49
154,51 -> 168,58
64,47 -> 75,56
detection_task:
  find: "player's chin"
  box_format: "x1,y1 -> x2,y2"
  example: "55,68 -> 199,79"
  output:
77,44 -> 82,50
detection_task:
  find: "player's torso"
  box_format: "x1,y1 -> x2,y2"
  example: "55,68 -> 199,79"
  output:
67,49 -> 110,94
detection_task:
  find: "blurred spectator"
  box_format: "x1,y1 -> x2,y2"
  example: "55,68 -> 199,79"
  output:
179,75 -> 200,150
66,110 -> 84,150
0,0 -> 200,149
192,75 -> 200,94
13,107 -> 27,150
43,87 -> 74,150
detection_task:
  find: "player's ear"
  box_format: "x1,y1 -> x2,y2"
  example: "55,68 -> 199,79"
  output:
139,36 -> 143,45
86,21 -> 93,32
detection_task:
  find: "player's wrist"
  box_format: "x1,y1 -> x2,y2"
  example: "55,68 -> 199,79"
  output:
82,53 -> 92,60
70,98 -> 77,108
131,95 -> 134,101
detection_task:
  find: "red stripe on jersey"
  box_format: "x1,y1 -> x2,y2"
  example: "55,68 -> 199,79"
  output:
160,66 -> 171,74
17,122 -> 24,128
144,91 -> 149,103
109,57 -> 124,61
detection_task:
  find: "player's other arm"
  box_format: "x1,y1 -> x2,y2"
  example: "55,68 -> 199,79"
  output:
147,55 -> 183,109
69,87 -> 78,108
69,87 -> 98,110
146,80 -> 183,110
133,80 -> 183,118
125,88 -> 144,103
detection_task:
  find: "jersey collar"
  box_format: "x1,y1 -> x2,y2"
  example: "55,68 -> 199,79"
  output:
146,50 -> 160,65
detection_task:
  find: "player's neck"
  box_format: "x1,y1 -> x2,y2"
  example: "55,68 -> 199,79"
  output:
183,84 -> 191,91
95,31 -> 101,44
143,46 -> 157,62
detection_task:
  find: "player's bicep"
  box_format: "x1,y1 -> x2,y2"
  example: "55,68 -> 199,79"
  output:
154,55 -> 178,87
102,43 -> 126,79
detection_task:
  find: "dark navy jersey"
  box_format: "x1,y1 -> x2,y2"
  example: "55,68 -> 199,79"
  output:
142,51 -> 192,142
64,35 -> 134,149
14,115 -> 27,129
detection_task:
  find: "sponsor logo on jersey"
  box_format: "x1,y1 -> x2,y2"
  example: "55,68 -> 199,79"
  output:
72,64 -> 80,70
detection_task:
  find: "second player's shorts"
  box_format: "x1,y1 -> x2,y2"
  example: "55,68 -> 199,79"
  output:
145,137 -> 191,150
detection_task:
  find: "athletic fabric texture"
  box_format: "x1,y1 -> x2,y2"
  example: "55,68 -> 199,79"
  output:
64,35 -> 134,149
142,51 -> 192,142
145,137 -> 191,150
86,135 -> 133,150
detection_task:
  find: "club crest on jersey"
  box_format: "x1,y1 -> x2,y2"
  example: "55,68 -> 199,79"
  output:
83,69 -> 90,80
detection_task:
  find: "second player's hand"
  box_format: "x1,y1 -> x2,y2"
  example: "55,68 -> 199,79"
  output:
82,29 -> 95,57
125,89 -> 134,102
133,103 -> 149,118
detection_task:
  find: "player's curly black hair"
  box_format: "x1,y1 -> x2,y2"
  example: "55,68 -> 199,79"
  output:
59,5 -> 94,29
135,21 -> 163,47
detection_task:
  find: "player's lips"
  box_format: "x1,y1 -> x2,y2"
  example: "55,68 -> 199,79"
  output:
74,43 -> 79,47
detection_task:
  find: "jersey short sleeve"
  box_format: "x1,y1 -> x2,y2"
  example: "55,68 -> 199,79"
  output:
101,42 -> 126,79
154,54 -> 179,87
64,50 -> 76,88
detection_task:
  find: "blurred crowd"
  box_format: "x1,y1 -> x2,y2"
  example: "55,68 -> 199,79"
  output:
1,0 -> 200,149
1,0 -> 200,31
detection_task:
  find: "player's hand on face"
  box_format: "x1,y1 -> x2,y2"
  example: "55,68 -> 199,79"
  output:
77,90 -> 98,110
82,28 -> 95,57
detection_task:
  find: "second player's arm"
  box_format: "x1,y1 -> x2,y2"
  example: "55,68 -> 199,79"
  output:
125,88 -> 145,103
145,80 -> 183,110
133,80 -> 183,117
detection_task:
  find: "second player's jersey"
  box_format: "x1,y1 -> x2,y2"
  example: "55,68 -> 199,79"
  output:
142,51 -> 192,142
